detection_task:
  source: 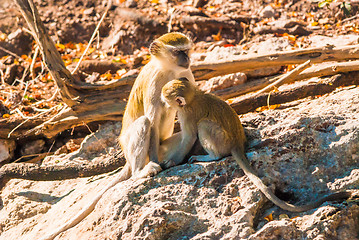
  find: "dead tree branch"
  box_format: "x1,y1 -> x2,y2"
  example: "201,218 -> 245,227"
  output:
192,44 -> 359,80
0,152 -> 125,189
230,72 -> 359,114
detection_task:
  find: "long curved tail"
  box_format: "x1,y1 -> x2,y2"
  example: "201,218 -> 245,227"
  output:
41,164 -> 131,240
231,148 -> 356,212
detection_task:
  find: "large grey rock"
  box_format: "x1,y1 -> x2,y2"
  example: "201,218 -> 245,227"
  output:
0,86 -> 358,239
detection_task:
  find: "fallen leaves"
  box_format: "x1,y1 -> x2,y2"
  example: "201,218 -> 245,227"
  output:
256,104 -> 281,112
264,213 -> 274,222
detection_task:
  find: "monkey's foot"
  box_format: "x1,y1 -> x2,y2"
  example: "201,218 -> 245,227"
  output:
188,155 -> 221,163
160,159 -> 176,169
134,162 -> 162,180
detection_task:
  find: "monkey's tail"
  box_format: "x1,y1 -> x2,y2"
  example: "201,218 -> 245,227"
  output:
41,164 -> 131,240
231,148 -> 356,213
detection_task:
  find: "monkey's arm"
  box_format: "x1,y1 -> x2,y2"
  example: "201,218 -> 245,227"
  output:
161,130 -> 197,169
144,91 -> 163,164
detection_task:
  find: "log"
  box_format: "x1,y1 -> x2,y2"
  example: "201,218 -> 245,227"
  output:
214,60 -> 359,100
0,152 -> 125,189
192,44 -> 359,80
231,72 -> 359,114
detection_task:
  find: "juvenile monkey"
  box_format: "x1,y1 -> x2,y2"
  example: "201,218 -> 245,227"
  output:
161,78 -> 355,212
42,33 -> 195,240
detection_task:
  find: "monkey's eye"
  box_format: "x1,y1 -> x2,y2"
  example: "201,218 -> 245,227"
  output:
170,49 -> 181,56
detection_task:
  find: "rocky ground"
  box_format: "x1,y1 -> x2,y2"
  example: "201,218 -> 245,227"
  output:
0,0 -> 359,239
1,83 -> 358,240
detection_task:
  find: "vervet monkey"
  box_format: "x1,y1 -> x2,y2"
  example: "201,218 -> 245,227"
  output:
160,78 -> 355,212
42,33 -> 195,240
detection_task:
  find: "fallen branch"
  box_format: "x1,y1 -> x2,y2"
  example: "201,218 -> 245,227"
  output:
253,25 -> 312,36
192,44 -> 359,80
0,152 -> 125,189
214,59 -> 359,100
254,60 -> 311,96
230,72 -> 359,114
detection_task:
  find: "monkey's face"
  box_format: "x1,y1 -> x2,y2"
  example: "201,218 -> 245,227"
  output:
168,47 -> 190,69
161,79 -> 194,109
150,32 -> 193,70
150,42 -> 191,70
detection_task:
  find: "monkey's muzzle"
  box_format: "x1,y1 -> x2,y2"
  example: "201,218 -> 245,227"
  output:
177,51 -> 190,69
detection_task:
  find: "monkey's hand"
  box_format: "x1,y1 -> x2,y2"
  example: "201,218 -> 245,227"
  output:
133,161 -> 162,180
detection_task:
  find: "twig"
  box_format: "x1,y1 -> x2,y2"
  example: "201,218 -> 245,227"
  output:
255,60 -> 311,95
342,13 -> 359,23
31,88 -> 59,106
21,74 -> 30,96
13,153 -> 49,163
0,69 -> 4,85
167,8 -> 179,33
0,46 -> 23,60
8,104 -> 61,137
11,108 -> 27,119
82,121 -> 109,155
71,0 -> 113,74
30,45 -> 39,79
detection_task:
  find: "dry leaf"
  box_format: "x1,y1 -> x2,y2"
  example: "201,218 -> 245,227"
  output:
56,43 -> 65,51
233,196 -> 241,202
269,104 -> 281,110
226,98 -> 234,104
311,22 -> 319,26
212,28 -> 222,41
101,72 -> 113,80
0,32 -> 7,41
264,213 -> 274,222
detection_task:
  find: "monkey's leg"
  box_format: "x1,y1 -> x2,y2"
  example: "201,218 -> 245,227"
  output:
159,132 -> 184,169
122,116 -> 161,178
188,119 -> 232,163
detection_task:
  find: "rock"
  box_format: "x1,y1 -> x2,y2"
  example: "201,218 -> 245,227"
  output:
1,84 -> 358,239
0,139 -> 15,165
306,34 -> 359,48
125,0 -> 137,8
201,72 -> 247,92
83,7 -> 95,16
203,37 -> 290,79
260,5 -> 276,19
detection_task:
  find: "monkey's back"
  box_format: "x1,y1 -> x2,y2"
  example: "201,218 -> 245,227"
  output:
120,63 -> 152,134
189,92 -> 246,146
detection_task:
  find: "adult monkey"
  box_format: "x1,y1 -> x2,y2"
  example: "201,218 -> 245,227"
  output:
41,32 -> 195,240
160,78 -> 357,212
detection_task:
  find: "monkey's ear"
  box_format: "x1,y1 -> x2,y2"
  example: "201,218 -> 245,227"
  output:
175,96 -> 186,107
178,77 -> 189,82
149,41 -> 164,56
